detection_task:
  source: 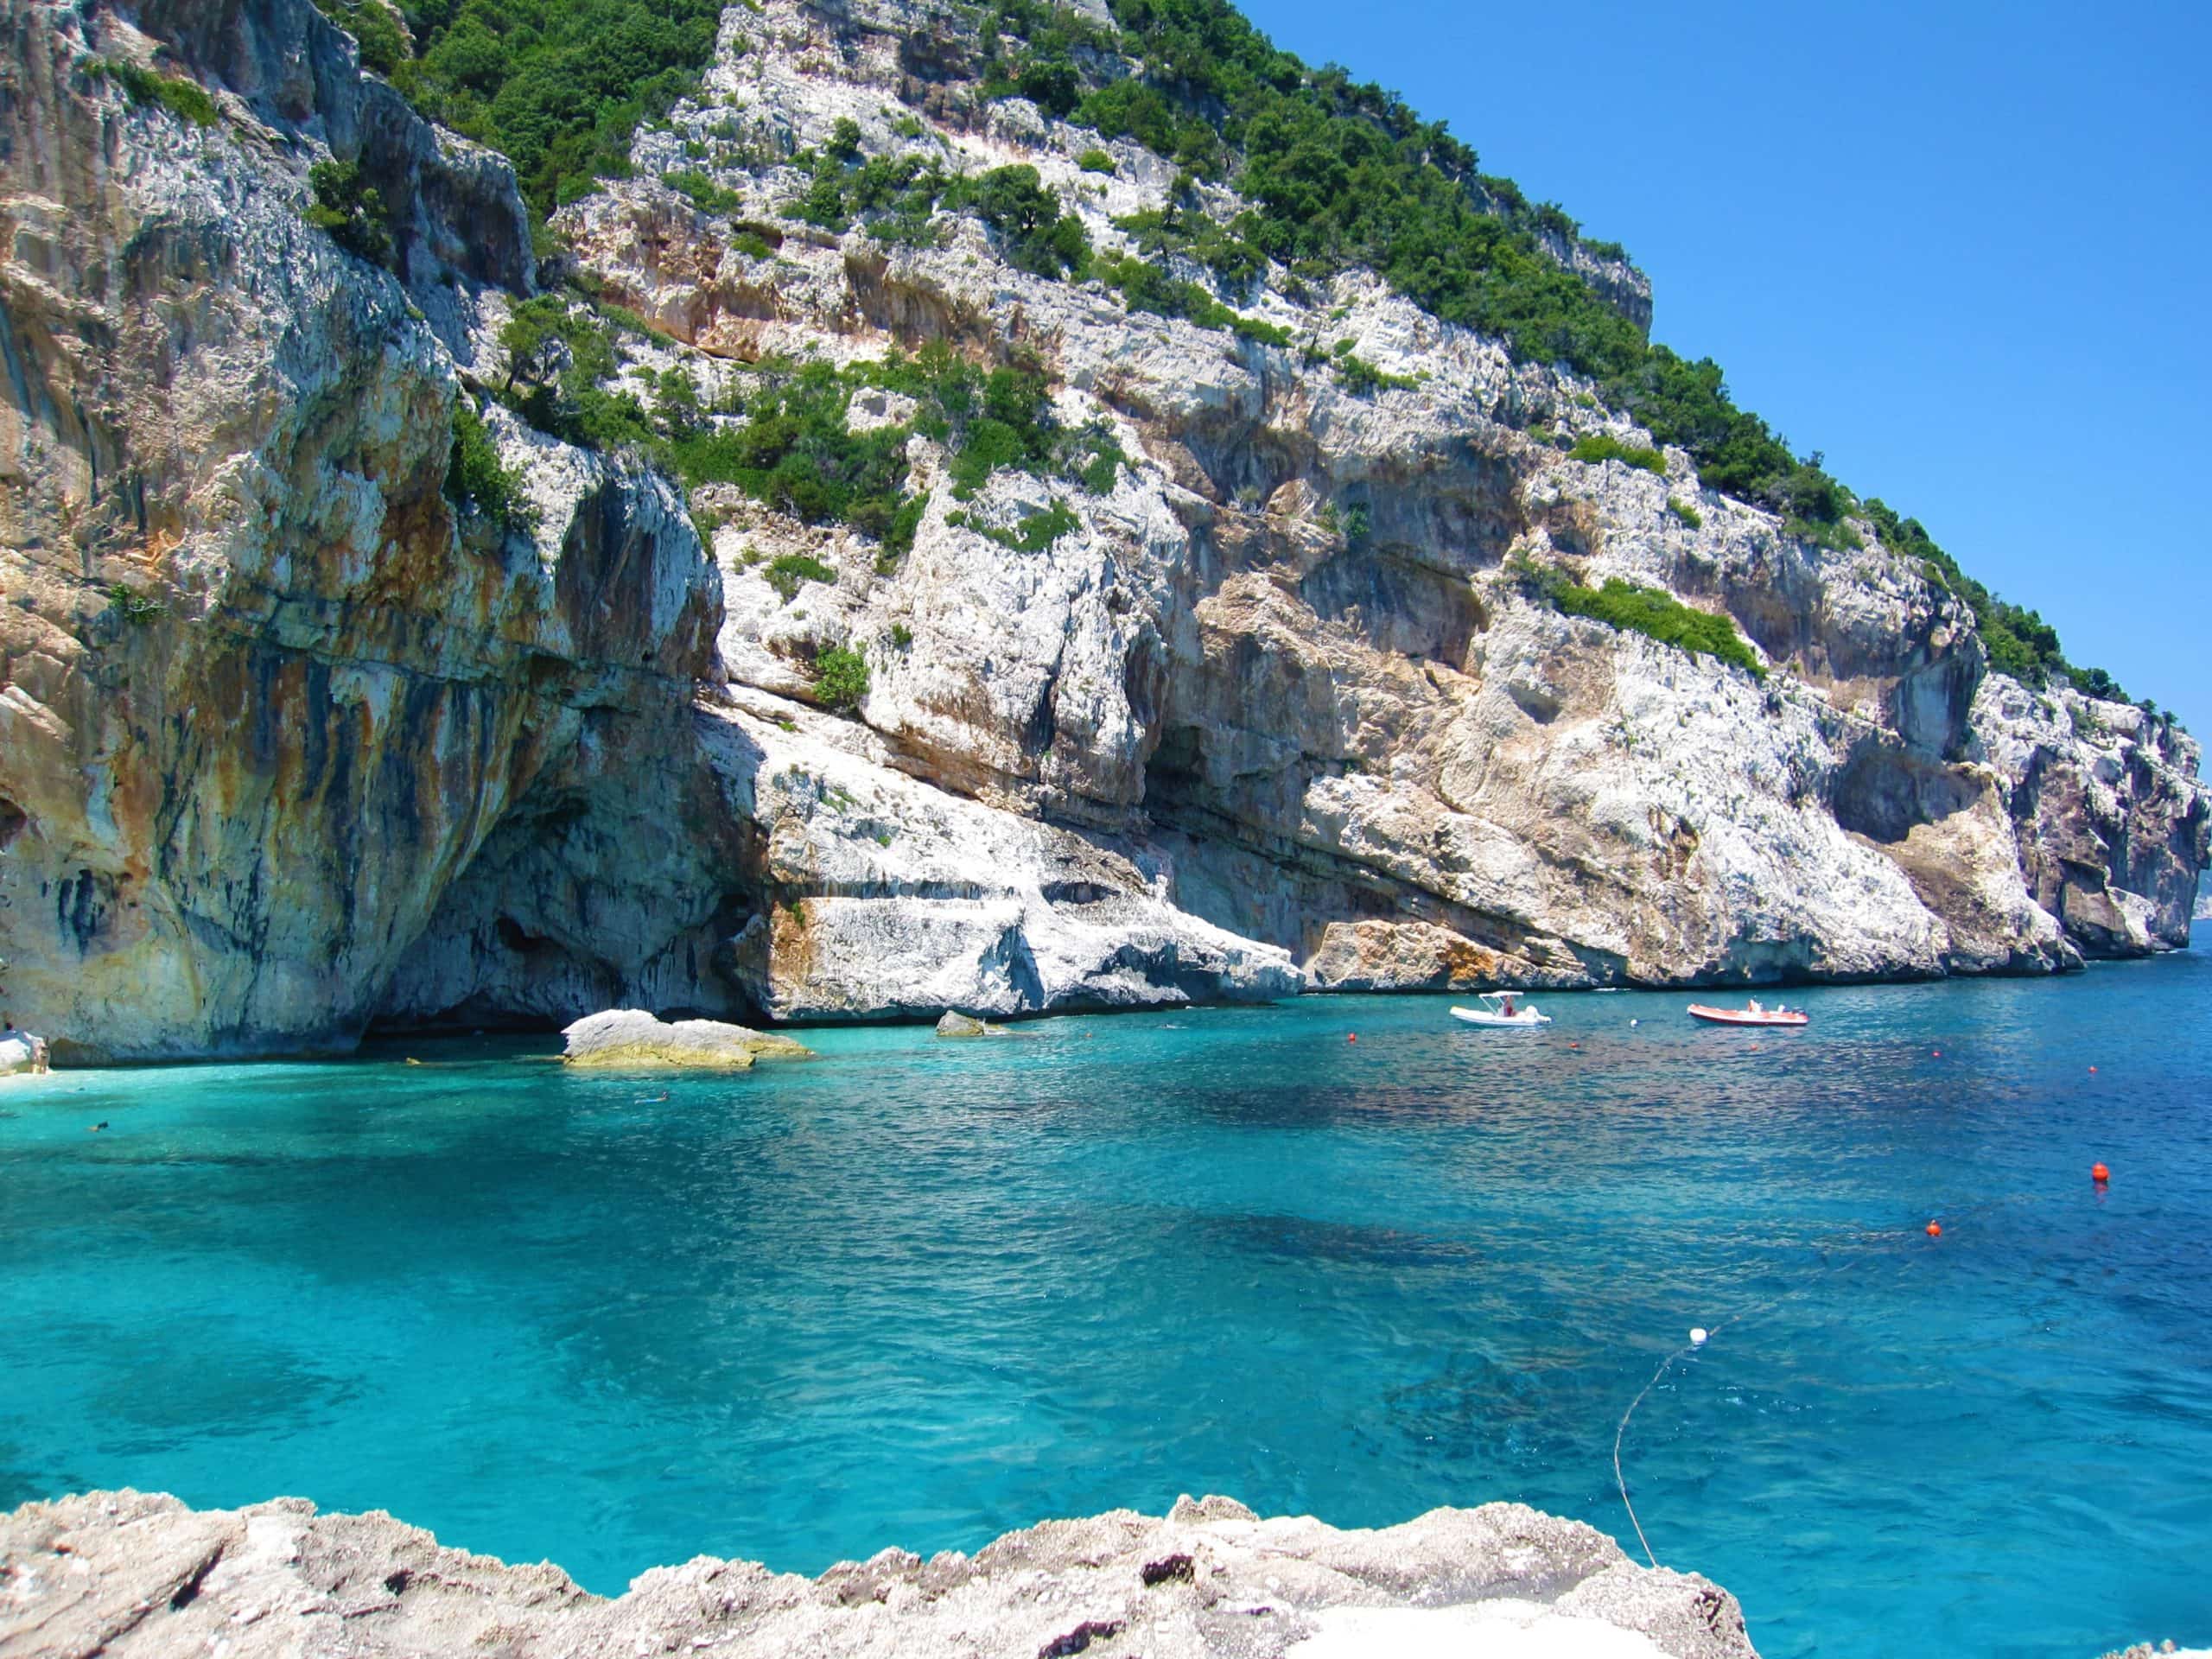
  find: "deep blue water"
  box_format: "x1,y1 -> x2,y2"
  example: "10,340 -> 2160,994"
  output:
4,950 -> 2211,1658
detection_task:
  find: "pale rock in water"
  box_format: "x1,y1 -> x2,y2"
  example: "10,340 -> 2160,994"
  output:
558,1008 -> 808,1068
0,1033 -> 52,1077
934,1009 -> 1004,1036
0,0 -> 2203,1059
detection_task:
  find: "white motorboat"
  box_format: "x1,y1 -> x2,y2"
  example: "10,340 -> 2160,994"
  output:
1449,992 -> 1551,1027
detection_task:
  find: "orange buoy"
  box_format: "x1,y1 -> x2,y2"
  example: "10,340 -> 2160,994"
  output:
1925,1221 -> 1942,1237
2088,1065 -> 2098,1073
1346,1033 -> 1357,1044
1933,1048 -> 1942,1058
2092,1162 -> 2110,1183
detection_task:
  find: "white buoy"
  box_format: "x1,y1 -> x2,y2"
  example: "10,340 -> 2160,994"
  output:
1630,1019 -> 1639,1027
1689,1327 -> 1708,1346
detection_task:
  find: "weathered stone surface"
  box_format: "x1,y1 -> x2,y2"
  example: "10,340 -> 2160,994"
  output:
0,0 -> 716,1059
706,690 -> 1306,1020
1971,677 -> 2209,956
558,1008 -> 808,1068
0,1489 -> 1760,1659
1,0 -> 2203,1058
934,1009 -> 1001,1036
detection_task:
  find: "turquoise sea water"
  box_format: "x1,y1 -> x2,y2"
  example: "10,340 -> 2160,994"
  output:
4,951 -> 2211,1658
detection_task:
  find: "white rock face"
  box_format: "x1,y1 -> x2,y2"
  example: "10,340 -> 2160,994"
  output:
0,1489 -> 1761,1659
704,689 -> 1303,1020
0,1033 -> 52,1077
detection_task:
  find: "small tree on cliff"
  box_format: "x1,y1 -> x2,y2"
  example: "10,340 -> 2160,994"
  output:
305,160 -> 394,267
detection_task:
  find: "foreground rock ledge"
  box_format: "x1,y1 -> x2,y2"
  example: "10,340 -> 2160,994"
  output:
0,1490 -> 1757,1658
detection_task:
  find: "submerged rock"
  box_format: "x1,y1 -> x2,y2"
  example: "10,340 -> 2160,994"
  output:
559,1009 -> 807,1069
0,1488 -> 1759,1658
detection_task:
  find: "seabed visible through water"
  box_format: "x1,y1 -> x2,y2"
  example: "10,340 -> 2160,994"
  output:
4,954 -> 2210,1659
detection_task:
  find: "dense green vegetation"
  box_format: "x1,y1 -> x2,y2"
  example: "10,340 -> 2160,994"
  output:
954,165 -> 1091,277
1096,251 -> 1291,345
340,0 -> 726,217
1325,341 -> 1418,396
496,328 -> 1121,563
497,297 -> 659,450
1554,576 -> 1764,678
671,362 -> 915,538
665,168 -> 744,215
90,59 -> 220,127
813,645 -> 871,712
305,160 -> 394,265
444,399 -> 533,531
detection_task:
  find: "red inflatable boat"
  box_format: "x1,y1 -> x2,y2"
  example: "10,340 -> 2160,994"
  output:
1687,1001 -> 1810,1027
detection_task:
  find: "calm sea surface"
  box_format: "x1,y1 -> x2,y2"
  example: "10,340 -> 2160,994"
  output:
4,944 -> 2211,1658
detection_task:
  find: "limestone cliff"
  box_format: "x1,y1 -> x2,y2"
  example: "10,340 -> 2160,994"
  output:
0,0 -> 2202,1057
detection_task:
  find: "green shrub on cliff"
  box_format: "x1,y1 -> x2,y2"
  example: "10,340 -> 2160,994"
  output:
947,166 -> 1090,278
89,60 -> 221,128
813,645 -> 870,712
665,169 -> 743,215
950,499 -> 1082,552
1334,353 -> 1418,397
764,552 -> 836,602
105,584 -> 167,626
1553,578 -> 1763,677
788,149 -> 951,243
671,361 -> 915,534
1567,432 -> 1667,475
496,296 -> 658,451
305,160 -> 394,266
444,399 -> 534,531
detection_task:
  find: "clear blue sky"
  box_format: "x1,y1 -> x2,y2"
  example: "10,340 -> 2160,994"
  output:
1236,0 -> 2212,728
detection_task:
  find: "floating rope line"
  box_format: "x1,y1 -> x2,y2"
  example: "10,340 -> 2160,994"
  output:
1607,1191 -> 2059,1569
1611,1326 -> 1722,1570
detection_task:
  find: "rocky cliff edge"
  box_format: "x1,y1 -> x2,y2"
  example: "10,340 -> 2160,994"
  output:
0,1489 -> 1758,1659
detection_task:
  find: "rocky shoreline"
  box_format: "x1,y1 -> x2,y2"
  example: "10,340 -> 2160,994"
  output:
0,1489 -> 1757,1659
